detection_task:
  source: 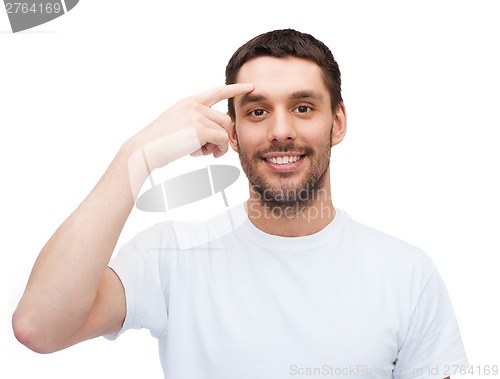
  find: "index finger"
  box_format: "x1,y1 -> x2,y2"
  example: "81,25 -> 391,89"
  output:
194,83 -> 254,107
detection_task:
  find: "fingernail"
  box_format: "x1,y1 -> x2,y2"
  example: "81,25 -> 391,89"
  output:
242,83 -> 253,89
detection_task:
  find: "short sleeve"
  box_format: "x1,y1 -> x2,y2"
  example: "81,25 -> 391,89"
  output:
394,268 -> 468,379
104,223 -> 171,341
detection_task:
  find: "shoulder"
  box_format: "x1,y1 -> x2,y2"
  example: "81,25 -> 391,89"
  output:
340,210 -> 436,277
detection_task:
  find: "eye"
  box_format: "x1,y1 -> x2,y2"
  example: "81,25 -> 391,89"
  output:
293,105 -> 312,113
249,109 -> 269,117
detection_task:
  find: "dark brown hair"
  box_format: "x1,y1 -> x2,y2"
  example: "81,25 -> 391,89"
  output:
225,29 -> 342,119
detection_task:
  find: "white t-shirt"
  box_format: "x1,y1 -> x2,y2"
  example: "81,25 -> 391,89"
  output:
106,204 -> 468,378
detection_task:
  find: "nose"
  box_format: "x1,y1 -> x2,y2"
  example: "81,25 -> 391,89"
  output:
267,109 -> 296,143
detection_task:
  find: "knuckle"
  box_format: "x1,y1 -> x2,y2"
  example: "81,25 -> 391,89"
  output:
191,113 -> 204,125
222,114 -> 232,128
179,97 -> 202,110
177,97 -> 192,107
183,99 -> 199,111
217,131 -> 229,144
194,123 -> 205,135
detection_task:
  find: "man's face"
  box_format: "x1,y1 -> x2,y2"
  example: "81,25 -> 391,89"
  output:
229,56 -> 345,208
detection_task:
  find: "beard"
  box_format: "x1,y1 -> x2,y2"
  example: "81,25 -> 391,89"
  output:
237,129 -> 332,214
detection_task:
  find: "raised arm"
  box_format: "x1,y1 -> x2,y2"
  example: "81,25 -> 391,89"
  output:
12,83 -> 253,353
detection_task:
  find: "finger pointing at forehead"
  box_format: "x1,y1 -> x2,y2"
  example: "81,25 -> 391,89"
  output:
195,83 -> 254,107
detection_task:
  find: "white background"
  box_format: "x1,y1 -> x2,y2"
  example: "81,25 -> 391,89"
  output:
2,1 -> 499,377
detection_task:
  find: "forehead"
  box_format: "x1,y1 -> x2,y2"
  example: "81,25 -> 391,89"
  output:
235,56 -> 329,102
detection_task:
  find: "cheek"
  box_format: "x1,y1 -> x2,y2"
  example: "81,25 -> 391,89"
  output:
235,123 -> 261,148
302,121 -> 332,144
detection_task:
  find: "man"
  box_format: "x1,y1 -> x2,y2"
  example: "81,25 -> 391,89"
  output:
13,29 -> 467,378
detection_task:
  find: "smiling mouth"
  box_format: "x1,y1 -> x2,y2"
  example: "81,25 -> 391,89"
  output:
265,155 -> 303,165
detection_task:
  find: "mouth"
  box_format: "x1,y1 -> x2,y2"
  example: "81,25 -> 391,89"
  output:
262,154 -> 305,172
265,155 -> 302,165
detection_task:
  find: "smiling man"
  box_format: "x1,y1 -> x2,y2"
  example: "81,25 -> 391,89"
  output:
13,29 -> 467,378
229,54 -> 343,237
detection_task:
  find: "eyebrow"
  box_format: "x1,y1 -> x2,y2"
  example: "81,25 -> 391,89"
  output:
238,90 -> 324,108
289,90 -> 324,101
238,93 -> 266,107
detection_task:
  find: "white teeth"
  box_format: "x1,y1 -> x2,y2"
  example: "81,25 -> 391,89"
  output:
266,155 -> 301,165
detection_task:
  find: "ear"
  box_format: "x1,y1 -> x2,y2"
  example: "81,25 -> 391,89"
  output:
331,102 -> 347,147
227,113 -> 239,152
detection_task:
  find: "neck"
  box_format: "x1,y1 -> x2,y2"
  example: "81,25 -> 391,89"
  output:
244,179 -> 335,237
